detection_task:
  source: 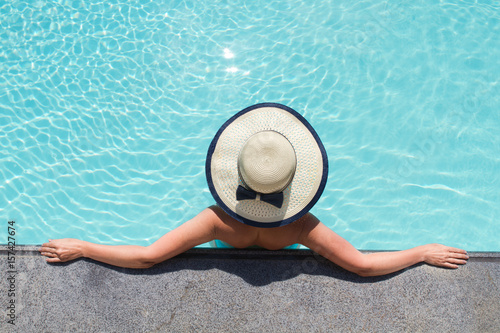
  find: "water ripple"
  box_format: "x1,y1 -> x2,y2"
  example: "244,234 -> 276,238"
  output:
1,0 -> 499,250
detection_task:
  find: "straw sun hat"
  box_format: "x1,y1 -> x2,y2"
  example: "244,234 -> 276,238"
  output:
206,103 -> 328,228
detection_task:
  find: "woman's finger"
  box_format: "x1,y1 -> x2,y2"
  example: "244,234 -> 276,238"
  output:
39,246 -> 57,255
447,258 -> 468,265
46,257 -> 62,263
448,247 -> 467,254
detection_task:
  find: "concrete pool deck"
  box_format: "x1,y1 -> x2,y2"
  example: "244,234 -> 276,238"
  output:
1,247 -> 499,332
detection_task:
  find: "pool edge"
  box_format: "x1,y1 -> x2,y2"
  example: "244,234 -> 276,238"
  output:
2,244 -> 499,260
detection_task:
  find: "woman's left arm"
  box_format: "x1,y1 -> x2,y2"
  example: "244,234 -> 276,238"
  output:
40,208 -> 219,268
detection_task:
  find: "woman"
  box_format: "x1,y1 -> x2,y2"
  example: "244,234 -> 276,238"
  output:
40,103 -> 468,276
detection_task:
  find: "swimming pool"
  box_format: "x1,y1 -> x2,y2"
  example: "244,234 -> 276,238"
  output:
1,0 -> 499,251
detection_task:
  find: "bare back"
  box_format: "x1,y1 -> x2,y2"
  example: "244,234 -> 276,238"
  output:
209,206 -> 308,250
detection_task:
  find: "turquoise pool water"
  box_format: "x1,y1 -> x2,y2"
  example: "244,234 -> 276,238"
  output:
1,1 -> 499,251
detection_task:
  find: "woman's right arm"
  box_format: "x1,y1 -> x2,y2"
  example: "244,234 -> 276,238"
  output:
298,214 -> 469,277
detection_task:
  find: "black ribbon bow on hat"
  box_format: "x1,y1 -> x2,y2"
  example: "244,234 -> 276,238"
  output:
236,185 -> 284,209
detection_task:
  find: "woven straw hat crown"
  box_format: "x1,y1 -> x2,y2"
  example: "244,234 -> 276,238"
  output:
238,130 -> 296,194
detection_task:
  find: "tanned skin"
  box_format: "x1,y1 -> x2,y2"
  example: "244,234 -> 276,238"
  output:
40,206 -> 468,277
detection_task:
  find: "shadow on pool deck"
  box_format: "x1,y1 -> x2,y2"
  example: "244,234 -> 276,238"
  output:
2,247 -> 499,332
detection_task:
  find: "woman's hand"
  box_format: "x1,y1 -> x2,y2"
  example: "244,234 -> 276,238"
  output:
422,244 -> 469,269
39,239 -> 85,263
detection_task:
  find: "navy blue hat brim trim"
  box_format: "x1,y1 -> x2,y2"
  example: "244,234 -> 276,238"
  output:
206,102 -> 328,228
